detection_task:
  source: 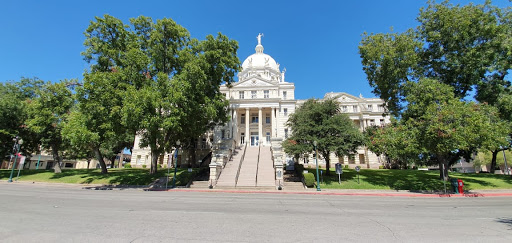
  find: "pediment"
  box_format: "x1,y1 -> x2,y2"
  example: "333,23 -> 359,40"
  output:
234,78 -> 276,87
325,92 -> 361,103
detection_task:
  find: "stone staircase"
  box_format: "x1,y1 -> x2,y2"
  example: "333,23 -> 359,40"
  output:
256,146 -> 275,187
215,146 -> 245,188
214,145 -> 276,190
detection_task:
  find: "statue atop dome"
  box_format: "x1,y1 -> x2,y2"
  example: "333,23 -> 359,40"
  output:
257,33 -> 264,45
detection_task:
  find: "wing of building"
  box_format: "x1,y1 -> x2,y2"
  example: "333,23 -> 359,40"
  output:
130,35 -> 390,174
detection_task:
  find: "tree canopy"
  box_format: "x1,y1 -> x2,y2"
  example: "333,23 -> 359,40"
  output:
82,15 -> 240,174
284,98 -> 364,175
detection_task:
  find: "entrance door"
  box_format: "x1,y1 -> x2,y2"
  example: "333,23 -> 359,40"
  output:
250,133 -> 259,146
241,133 -> 245,145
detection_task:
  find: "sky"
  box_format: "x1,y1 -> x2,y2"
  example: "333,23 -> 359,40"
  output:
1,0 -> 510,100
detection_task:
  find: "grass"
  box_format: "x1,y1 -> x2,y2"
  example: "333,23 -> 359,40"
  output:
0,168 -> 200,186
307,168 -> 512,191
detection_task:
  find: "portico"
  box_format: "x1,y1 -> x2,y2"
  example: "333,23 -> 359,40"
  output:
233,106 -> 279,147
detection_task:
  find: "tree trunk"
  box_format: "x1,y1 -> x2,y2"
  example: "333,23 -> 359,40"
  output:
490,150 -> 499,174
324,153 -> 330,176
150,150 -> 159,174
109,155 -> 117,169
51,145 -> 62,173
438,154 -> 449,181
87,159 -> 91,170
93,146 -> 108,174
189,138 -> 196,168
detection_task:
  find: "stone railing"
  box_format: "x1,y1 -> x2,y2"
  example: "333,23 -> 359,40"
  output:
270,137 -> 284,190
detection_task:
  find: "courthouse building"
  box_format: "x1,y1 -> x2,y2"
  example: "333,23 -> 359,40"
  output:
130,35 -> 390,169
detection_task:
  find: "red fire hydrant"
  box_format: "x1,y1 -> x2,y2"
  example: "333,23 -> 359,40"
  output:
457,179 -> 464,194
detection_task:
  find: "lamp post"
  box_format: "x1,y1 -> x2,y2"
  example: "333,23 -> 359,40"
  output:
172,140 -> 180,188
313,140 -> 321,191
8,136 -> 23,183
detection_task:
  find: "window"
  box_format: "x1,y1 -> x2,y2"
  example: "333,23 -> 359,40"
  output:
348,155 -> 355,164
221,130 -> 225,139
241,114 -> 246,124
283,108 -> 288,116
266,132 -> 271,143
342,106 -> 348,112
283,91 -> 287,100
239,91 -> 244,99
137,155 -> 142,165
369,119 -> 375,126
251,91 -> 257,99
241,133 -> 245,144
367,104 -> 373,111
264,90 -> 269,98
202,138 -> 207,149
353,105 -> 358,112
378,104 -> 385,112
65,163 -> 74,168
359,154 -> 366,164
266,115 -> 271,124
284,128 -> 289,139
380,119 -> 385,126
252,116 -> 258,123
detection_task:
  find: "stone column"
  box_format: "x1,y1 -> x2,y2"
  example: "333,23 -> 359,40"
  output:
245,108 -> 249,145
258,107 -> 262,146
271,108 -> 275,137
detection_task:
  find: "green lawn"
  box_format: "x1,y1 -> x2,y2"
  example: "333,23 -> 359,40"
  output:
0,168 -> 199,186
306,168 -> 512,191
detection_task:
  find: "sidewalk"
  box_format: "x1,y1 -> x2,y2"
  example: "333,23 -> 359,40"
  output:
3,180 -> 512,197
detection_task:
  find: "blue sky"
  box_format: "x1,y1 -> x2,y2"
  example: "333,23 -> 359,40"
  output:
1,0 -> 509,100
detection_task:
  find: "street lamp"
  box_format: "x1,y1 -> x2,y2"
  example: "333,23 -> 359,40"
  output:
8,136 -> 23,183
313,140 -> 321,191
172,140 -> 180,188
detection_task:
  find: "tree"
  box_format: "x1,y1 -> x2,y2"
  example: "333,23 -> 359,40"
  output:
0,78 -> 43,163
359,1 -> 512,116
402,79 -> 491,180
285,98 -> 364,175
82,15 -> 239,174
26,81 -> 75,173
364,121 -> 425,169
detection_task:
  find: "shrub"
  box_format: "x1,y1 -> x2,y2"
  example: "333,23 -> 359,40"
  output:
158,164 -> 162,169
379,165 -> 384,169
344,165 -> 349,169
303,173 -> 316,187
142,164 -> 147,169
124,163 -> 132,168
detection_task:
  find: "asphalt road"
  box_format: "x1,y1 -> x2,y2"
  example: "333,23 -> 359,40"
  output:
0,183 -> 511,242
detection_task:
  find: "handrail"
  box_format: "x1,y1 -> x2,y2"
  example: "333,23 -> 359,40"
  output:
234,143 -> 247,187
255,144 -> 261,186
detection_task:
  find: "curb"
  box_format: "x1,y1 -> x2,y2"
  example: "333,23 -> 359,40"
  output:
152,188 -> 512,198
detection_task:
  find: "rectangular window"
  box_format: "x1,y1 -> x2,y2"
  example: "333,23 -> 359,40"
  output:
342,106 -> 348,112
367,104 -> 373,111
264,90 -> 269,98
283,108 -> 288,116
241,114 -> 246,124
283,91 -> 287,100
252,116 -> 258,123
251,91 -> 257,99
266,115 -> 270,124
284,128 -> 289,139
266,132 -> 271,143
359,154 -> 366,164
239,91 -> 244,99
378,104 -> 385,112
369,119 -> 375,126
221,130 -> 225,139
380,119 -> 385,126
353,105 -> 358,112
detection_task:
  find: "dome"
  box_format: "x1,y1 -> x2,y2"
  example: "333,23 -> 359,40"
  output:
241,52 -> 279,72
241,34 -> 280,72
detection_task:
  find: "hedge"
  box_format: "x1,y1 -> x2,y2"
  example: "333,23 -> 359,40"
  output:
124,163 -> 132,168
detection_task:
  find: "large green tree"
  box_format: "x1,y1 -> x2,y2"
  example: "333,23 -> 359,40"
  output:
26,81 -> 75,173
402,79 -> 494,180
359,1 -> 512,116
82,15 -> 239,174
0,78 -> 42,164
285,98 -> 364,175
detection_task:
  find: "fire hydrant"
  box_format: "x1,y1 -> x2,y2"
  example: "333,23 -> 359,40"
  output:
457,179 -> 464,194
